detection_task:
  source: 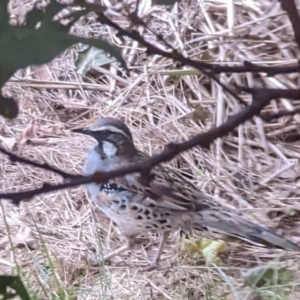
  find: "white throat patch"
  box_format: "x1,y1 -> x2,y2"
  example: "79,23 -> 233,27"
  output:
102,141 -> 117,157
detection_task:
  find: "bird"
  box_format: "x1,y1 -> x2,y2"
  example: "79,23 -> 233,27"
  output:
72,117 -> 300,271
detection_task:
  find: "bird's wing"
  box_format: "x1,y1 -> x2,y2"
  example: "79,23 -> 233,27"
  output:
114,151 -> 213,212
114,152 -> 300,252
196,209 -> 300,251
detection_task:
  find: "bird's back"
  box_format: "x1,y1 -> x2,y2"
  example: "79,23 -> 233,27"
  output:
81,143 -> 300,252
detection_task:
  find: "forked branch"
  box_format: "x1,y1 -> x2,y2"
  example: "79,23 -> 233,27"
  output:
1,1 -> 300,205
1,88 -> 300,205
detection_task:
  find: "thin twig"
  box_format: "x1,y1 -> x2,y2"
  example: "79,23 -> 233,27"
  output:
1,88 -> 300,205
0,146 -> 76,179
261,107 -> 300,121
280,0 -> 300,50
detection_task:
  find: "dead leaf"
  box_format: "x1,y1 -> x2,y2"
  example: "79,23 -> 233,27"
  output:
182,238 -> 226,265
19,121 -> 64,143
19,120 -> 40,144
192,104 -> 210,125
37,124 -> 64,137
200,50 -> 214,62
279,167 -> 298,179
76,46 -> 115,76
32,65 -> 52,80
0,135 -> 17,150
0,225 -> 38,250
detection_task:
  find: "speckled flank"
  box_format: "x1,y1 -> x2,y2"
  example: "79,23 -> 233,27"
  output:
76,117 -> 300,269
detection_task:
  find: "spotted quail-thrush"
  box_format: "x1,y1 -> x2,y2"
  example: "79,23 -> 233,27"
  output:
72,117 -> 300,271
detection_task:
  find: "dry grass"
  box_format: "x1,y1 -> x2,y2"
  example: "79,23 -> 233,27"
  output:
1,0 -> 300,299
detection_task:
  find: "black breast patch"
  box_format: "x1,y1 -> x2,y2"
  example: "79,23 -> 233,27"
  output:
100,182 -> 126,194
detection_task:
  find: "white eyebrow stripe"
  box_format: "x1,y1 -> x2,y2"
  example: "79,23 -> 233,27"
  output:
91,125 -> 131,139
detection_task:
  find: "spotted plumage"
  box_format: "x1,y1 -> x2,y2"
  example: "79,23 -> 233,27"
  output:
101,182 -> 125,194
72,117 -> 300,271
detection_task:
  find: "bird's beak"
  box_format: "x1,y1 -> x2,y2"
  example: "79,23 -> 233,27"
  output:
71,127 -> 92,135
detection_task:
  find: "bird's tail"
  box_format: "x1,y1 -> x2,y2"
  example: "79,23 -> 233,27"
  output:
193,209 -> 300,251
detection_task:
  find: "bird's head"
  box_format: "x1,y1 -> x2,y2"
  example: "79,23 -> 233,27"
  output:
72,117 -> 135,157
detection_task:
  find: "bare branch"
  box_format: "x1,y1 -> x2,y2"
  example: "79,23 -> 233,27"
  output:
212,61 -> 300,77
1,2 -> 300,207
2,88 -> 300,205
261,107 -> 300,121
0,146 -> 77,179
95,11 -> 248,106
280,0 -> 300,50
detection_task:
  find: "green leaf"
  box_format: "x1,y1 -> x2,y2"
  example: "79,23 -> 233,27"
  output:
76,46 -> 116,76
43,1 -> 68,21
0,0 -> 127,119
288,209 -> 296,216
192,104 -> 210,125
0,1 -> 9,25
76,37 -> 126,71
159,69 -> 202,76
0,275 -> 30,300
242,266 -> 292,288
182,238 -> 226,265
25,5 -> 46,28
0,97 -> 19,119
